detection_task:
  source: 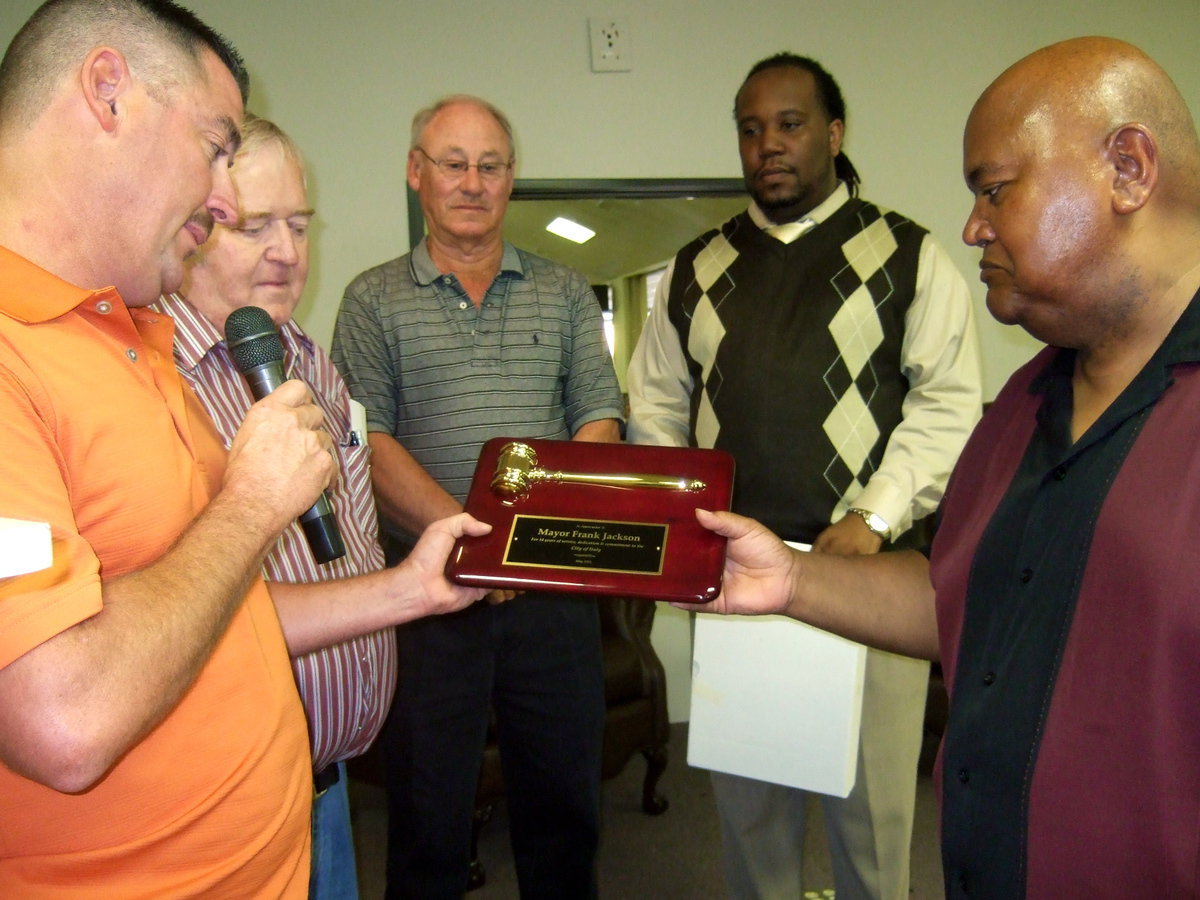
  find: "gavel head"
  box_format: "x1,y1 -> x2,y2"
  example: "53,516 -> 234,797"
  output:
491,441 -> 539,502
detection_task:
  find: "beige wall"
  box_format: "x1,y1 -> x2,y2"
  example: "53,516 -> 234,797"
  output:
5,0 -> 1198,398
5,0 -> 1199,719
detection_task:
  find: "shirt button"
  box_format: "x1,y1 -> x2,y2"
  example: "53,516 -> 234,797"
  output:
1053,465 -> 1068,480
459,300 -> 468,309
96,300 -> 112,315
982,672 -> 995,686
958,768 -> 970,784
443,276 -> 453,285
125,348 -> 138,362
1020,567 -> 1033,584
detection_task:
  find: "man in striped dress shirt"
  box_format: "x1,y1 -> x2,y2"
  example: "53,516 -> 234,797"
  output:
157,114 -> 487,898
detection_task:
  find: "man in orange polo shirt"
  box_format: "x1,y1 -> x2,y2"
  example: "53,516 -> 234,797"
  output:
0,1 -> 485,895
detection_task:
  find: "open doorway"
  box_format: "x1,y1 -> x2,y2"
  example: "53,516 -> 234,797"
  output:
407,178 -> 749,385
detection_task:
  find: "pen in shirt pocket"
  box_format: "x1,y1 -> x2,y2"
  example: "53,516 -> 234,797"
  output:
342,399 -> 368,448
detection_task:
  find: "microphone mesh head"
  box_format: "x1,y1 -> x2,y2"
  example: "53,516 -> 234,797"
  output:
224,306 -> 284,372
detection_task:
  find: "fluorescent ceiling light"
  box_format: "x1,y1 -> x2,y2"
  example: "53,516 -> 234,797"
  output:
546,216 -> 595,244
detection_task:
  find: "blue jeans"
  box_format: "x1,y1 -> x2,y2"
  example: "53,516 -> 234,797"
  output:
310,762 -> 359,900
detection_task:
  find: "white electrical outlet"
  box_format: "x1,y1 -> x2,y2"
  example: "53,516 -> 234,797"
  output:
589,17 -> 632,72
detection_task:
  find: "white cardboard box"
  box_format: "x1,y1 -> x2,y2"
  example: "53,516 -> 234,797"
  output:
688,600 -> 867,797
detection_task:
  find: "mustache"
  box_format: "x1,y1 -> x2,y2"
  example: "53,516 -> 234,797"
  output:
188,209 -> 215,243
755,161 -> 794,178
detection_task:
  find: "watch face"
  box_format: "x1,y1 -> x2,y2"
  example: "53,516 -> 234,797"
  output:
875,518 -> 893,541
851,508 -> 889,539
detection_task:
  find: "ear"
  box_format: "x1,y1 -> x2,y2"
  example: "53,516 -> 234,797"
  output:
827,118 -> 845,159
1107,124 -> 1157,215
500,160 -> 515,201
406,149 -> 423,192
80,48 -> 131,133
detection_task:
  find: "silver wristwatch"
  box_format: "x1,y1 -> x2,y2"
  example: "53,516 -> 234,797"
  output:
847,508 -> 891,541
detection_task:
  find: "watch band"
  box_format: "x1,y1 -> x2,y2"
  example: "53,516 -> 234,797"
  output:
847,507 -> 891,541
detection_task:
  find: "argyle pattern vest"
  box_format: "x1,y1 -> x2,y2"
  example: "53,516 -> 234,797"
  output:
665,200 -> 926,542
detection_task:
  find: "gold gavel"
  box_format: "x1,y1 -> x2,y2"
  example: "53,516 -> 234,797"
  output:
490,441 -> 706,502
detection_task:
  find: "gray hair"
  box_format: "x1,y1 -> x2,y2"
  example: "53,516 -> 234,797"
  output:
409,94 -> 515,158
236,113 -> 307,184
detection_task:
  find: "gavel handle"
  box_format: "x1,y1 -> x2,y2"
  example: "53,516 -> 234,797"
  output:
532,470 -> 706,492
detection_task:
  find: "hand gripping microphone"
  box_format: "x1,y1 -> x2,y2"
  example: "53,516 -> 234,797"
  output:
224,305 -> 346,564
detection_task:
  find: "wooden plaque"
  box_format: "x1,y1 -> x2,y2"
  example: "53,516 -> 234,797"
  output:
445,437 -> 735,602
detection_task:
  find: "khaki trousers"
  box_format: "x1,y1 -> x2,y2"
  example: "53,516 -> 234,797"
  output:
711,648 -> 930,900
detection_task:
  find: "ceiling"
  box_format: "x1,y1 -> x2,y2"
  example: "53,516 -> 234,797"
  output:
501,194 -> 748,284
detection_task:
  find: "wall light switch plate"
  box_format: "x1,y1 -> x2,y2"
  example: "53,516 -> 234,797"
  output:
589,17 -> 632,72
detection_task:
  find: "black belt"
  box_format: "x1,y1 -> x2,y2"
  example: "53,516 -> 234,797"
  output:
314,763 -> 341,797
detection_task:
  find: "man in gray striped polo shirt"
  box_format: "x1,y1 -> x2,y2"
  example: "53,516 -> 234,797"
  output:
332,95 -> 623,899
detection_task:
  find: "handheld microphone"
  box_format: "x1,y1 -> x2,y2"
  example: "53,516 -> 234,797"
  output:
224,305 -> 346,564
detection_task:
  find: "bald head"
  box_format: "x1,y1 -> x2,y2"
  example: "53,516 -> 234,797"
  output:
962,38 -> 1200,352
970,36 -> 1200,203
410,94 -> 514,159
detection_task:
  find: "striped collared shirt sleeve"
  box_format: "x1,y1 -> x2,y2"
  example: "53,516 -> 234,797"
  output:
157,294 -> 395,771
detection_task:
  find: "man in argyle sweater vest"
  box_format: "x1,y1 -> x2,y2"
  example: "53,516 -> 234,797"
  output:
666,200 -> 924,539
629,54 -> 981,900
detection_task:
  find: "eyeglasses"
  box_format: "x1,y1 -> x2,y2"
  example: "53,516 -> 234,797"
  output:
415,146 -> 513,182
